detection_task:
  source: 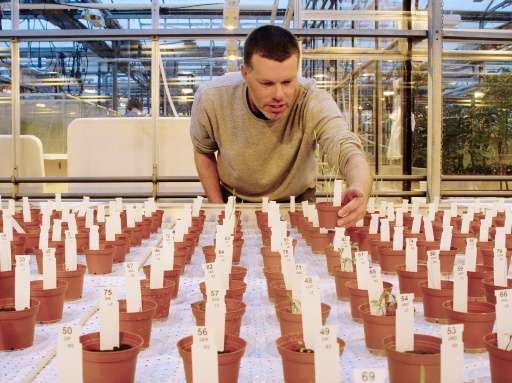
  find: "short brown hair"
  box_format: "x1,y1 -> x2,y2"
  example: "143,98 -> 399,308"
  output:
243,25 -> 300,68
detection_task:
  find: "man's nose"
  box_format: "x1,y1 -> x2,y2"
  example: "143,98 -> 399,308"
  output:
273,84 -> 284,100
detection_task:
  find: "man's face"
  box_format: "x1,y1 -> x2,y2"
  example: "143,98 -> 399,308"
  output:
241,53 -> 299,121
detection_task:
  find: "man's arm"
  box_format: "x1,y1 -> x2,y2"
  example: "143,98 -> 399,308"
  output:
337,153 -> 372,227
194,150 -> 224,203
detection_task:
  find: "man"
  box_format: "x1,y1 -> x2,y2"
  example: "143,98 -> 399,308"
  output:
191,25 -> 372,227
125,97 -> 144,117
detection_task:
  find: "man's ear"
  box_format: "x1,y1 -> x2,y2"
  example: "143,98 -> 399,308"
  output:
241,64 -> 249,81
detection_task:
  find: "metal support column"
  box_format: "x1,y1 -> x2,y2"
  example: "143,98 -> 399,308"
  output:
402,0 -> 413,193
151,36 -> 160,200
427,0 -> 443,201
112,41 -> 119,112
11,37 -> 20,200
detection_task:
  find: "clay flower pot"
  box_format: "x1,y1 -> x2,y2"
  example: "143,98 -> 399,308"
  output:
397,265 -> 428,301
229,266 -> 247,283
118,299 -> 157,348
276,334 -> 345,383
199,280 -> 247,301
379,247 -> 406,274
178,334 -> 246,383
417,239 -> 439,263
263,268 -> 284,302
359,303 -> 396,355
468,265 -> 493,300
191,299 -> 246,336
443,300 -> 496,352
140,279 -> 175,320
325,247 -> 342,276
142,265 -> 182,299
56,264 -> 87,301
30,280 -> 68,323
85,245 -> 115,274
270,280 -> 293,308
333,266 -> 356,301
309,230 -> 331,254
275,302 -> 331,337
483,278 -> 512,304
482,248 -> 512,269
34,247 -> 65,274
0,269 -> 15,299
420,280 -> 453,323
316,202 -> 340,228
0,298 -> 40,350
261,246 -> 282,271
485,332 -> 512,383
288,211 -> 302,228
80,331 -> 144,383
384,334 -> 441,383
346,280 -> 393,322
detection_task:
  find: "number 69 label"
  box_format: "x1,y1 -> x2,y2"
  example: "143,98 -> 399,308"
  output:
353,368 -> 386,383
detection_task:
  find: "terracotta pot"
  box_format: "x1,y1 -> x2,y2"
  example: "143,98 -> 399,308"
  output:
85,245 -> 114,274
468,265 -> 493,299
30,279 -> 68,323
483,278 -> 512,304
23,228 -> 40,254
368,235 -> 383,263
276,334 -> 345,383
325,247 -> 341,276
114,234 -> 130,263
261,247 -> 282,271
118,299 -> 157,348
142,265 -> 182,299
485,332 -> 512,383
384,334 -> 441,383
379,247 -> 406,274
263,268 -> 284,302
126,226 -> 143,246
333,266 -> 356,301
174,241 -> 192,266
288,211 -> 302,228
0,298 -> 40,350
451,231 -> 474,252
229,266 -> 247,283
482,248 -> 512,268
10,236 -> 25,261
0,269 -> 15,299
356,227 -> 372,253
255,210 -> 268,229
420,280 -> 453,323
275,302 -> 331,337
75,231 -> 89,253
140,279 -> 174,320
270,280 -> 292,307
178,334 -> 246,383
417,240 -> 440,263
443,300 -> 496,352
476,241 -> 493,265
56,264 -> 87,301
191,299 -> 246,336
140,218 -> 152,239
359,303 -> 396,354
346,280 -> 393,322
316,202 -> 340,229
34,247 -> 65,274
397,265 -> 428,301
199,280 -> 247,301
309,230 -> 331,254
80,331 -> 143,383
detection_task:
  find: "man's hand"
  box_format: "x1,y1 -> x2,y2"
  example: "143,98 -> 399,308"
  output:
337,186 -> 367,227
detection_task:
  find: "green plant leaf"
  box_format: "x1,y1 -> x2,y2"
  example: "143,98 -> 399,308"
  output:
462,152 -> 471,169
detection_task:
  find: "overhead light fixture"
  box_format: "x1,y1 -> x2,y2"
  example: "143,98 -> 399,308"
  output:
224,0 -> 240,30
84,88 -> 97,94
181,88 -> 193,94
36,103 -> 46,108
383,91 -> 394,96
474,91 -> 485,99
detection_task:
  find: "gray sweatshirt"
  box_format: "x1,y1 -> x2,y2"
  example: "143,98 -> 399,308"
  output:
190,72 -> 364,202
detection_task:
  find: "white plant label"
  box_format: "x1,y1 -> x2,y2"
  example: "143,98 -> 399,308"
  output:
262,196 -> 269,213
450,203 -> 458,219
441,324 -> 464,383
314,326 -> 340,383
205,288 -> 226,352
301,276 -> 322,350
460,214 -> 470,234
192,196 -> 204,217
495,289 -> 512,350
494,248 -> 508,287
55,193 -> 62,210
192,326 -> 218,383
353,369 -> 386,383
379,200 -> 387,217
333,180 -> 342,207
89,225 -> 99,251
367,197 -> 375,213
39,227 -> 49,250
150,248 -> 165,289
85,208 -> 94,229
290,196 -> 296,213
126,206 -> 136,228
428,203 -> 436,221
392,226 -> 403,251
57,325 -> 83,383
479,220 -> 490,242
405,238 -> 418,272
340,239 -> 353,272
496,227 -> 506,250
453,264 -> 468,313
427,250 -> 441,289
65,231 -> 77,272
465,238 -> 477,272
43,248 -> 57,290
99,288 -> 119,351
124,262 -> 142,313
280,238 -> 295,290
97,205 -> 106,223
467,204 -> 475,221
332,227 -> 345,250
369,214 -> 379,235
355,251 -> 371,290
52,219 -> 62,242
440,226 -> 452,251
292,263 -> 306,303
498,198 -> 505,213
368,266 -> 384,316
424,219 -> 434,242
396,293 -> 415,352
22,197 -> 31,223
379,219 -> 390,242
203,262 -> 223,293
105,216 -> 116,242
0,234 -> 11,272
15,255 -> 30,311
162,230 -> 175,270
411,214 -> 421,234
